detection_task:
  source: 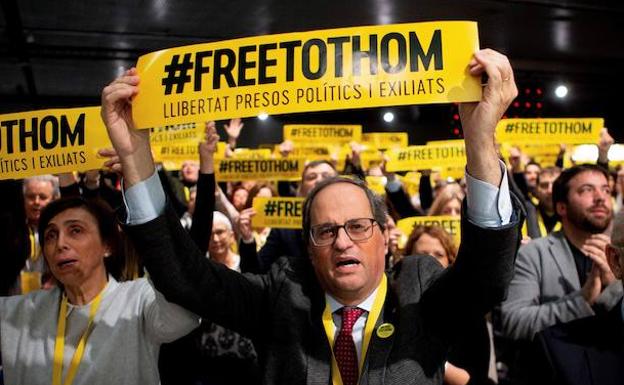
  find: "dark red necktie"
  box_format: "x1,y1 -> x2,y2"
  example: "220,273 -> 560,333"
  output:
334,306 -> 365,385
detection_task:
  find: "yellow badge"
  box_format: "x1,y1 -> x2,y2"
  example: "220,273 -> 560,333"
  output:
376,323 -> 395,338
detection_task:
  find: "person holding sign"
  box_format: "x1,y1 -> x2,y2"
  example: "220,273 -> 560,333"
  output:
0,197 -> 199,385
102,47 -> 522,385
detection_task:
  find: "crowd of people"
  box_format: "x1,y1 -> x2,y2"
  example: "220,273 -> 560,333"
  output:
0,48 -> 622,385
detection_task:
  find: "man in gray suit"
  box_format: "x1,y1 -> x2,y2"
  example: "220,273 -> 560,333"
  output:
501,164 -> 623,341
102,48 -> 521,385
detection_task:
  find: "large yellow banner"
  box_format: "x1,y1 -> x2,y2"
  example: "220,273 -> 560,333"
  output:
133,21 -> 481,128
496,118 -> 603,144
252,197 -> 305,229
0,107 -> 111,179
385,140 -> 466,172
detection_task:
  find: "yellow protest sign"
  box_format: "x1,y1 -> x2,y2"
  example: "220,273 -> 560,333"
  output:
215,158 -> 305,181
496,118 -> 603,145
402,172 -> 421,197
149,122 -> 206,169
0,107 -> 111,180
386,140 -> 466,172
397,215 -> 461,248
133,21 -> 481,128
275,145 -> 331,161
360,147 -> 384,170
283,124 -> 361,144
152,143 -> 199,170
362,132 -> 408,149
231,148 -> 272,159
252,197 -> 305,229
435,166 -> 465,181
365,176 -> 387,195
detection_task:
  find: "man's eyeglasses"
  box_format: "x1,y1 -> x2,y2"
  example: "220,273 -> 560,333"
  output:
309,218 -> 377,247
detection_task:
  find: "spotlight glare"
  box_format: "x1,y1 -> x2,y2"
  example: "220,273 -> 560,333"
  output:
383,111 -> 394,123
555,85 -> 568,98
258,112 -> 269,120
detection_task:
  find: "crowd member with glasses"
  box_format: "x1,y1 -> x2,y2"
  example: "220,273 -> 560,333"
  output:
238,160 -> 339,272
102,48 -> 521,385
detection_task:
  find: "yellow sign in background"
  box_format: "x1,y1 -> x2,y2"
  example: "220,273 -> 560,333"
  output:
133,21 -> 481,128
386,140 -> 466,172
284,124 -> 361,144
0,107 -> 111,180
362,132 -> 408,149
397,215 -> 461,249
496,118 -> 603,145
252,197 -> 305,229
215,158 -> 305,181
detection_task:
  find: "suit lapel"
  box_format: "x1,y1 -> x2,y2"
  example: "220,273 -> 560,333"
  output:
360,277 -> 397,385
549,231 -> 581,290
306,269 -> 332,385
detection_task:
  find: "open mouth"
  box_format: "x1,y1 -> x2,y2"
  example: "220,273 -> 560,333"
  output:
336,259 -> 361,268
57,260 -> 78,269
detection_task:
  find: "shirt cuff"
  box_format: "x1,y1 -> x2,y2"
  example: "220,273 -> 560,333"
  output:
385,178 -> 402,193
122,171 -> 166,225
465,160 -> 512,227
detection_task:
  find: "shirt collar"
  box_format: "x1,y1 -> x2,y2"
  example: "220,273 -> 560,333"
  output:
325,283 -> 380,314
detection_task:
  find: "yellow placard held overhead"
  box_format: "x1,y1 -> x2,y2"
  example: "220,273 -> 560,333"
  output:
362,132 -> 408,149
231,148 -> 273,159
275,145 -> 331,161
0,107 -> 111,180
284,124 -> 361,144
150,122 -> 205,170
496,118 -> 603,145
386,140 -> 466,172
215,158 -> 305,181
365,175 -> 387,195
252,197 -> 305,229
397,215 -> 461,247
133,21 -> 482,128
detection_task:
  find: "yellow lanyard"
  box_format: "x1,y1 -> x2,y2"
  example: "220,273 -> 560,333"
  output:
322,274 -> 387,385
53,290 -> 104,385
537,210 -> 561,237
29,227 -> 39,261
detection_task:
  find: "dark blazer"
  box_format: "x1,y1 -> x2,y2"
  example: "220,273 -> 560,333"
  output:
239,228 -> 306,273
125,200 -> 522,385
529,298 -> 624,385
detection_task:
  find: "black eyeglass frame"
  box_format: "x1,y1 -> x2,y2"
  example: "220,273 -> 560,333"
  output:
309,217 -> 378,247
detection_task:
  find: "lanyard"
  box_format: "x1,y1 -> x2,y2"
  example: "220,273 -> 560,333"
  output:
537,210 -> 561,237
53,289 -> 104,385
28,226 -> 39,262
321,274 -> 387,385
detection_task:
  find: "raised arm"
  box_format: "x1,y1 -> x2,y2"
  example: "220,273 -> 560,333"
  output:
460,49 -> 518,188
100,67 -> 154,187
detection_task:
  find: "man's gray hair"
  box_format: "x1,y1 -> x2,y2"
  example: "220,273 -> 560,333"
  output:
302,176 -> 387,249
22,174 -> 60,198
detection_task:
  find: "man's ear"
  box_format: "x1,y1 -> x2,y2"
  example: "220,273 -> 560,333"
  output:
555,201 -> 566,218
383,227 -> 390,254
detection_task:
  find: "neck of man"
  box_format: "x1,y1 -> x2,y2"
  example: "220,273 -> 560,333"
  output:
538,203 -> 555,217
329,281 -> 381,307
64,270 -> 108,306
562,221 -> 596,251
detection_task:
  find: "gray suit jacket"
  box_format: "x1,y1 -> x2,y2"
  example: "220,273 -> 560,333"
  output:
125,201 -> 522,385
500,231 -> 623,341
